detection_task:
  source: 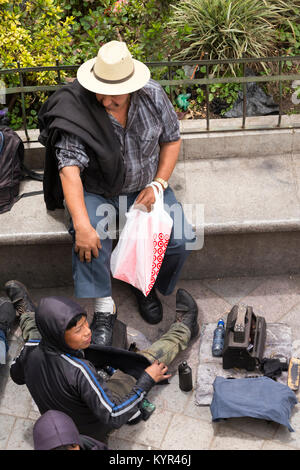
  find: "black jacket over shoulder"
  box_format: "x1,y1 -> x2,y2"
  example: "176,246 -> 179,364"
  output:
38,79 -> 125,210
10,296 -> 154,441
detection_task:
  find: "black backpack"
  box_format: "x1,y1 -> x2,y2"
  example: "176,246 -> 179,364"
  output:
0,126 -> 43,214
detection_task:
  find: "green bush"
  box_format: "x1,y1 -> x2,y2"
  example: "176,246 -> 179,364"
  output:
0,0 -> 75,79
56,0 -> 174,65
1,0 -> 299,128
276,11 -> 300,57
0,0 -> 75,128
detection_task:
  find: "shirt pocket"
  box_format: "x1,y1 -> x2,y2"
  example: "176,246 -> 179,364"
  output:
135,124 -> 162,167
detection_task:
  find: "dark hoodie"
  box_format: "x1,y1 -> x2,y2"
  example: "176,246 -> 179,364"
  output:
33,410 -> 107,450
10,296 -> 154,441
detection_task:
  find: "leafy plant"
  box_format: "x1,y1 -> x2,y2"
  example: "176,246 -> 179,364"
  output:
7,102 -> 23,130
277,23 -> 300,56
196,87 -> 205,105
56,0 -> 174,65
2,0 -> 299,129
0,0 -> 75,128
0,0 -> 74,74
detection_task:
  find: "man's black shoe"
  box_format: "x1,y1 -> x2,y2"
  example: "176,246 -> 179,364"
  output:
90,311 -> 117,347
0,297 -> 16,335
4,280 -> 36,316
131,286 -> 163,325
175,289 -> 199,339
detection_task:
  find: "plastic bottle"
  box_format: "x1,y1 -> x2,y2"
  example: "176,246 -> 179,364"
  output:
212,318 -> 225,357
178,361 -> 193,391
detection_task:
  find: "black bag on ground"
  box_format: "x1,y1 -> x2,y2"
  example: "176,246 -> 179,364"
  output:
0,126 -> 43,214
224,68 -> 279,118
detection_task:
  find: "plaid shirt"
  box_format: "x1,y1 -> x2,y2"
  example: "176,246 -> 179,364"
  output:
55,79 -> 180,194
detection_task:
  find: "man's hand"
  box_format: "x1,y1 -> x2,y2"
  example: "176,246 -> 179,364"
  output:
74,224 -> 102,263
134,186 -> 156,212
59,166 -> 101,263
145,360 -> 172,383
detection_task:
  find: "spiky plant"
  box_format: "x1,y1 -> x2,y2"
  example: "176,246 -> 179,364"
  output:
167,0 -> 299,74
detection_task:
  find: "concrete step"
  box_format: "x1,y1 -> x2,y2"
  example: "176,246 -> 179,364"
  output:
19,115 -> 300,169
1,140 -> 300,287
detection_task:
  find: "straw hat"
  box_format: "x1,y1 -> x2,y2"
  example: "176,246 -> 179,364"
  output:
77,41 -> 151,95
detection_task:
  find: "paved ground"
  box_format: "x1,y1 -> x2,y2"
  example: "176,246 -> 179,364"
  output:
1,273 -> 300,450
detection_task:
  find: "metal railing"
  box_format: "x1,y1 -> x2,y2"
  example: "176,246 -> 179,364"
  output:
0,55 -> 300,141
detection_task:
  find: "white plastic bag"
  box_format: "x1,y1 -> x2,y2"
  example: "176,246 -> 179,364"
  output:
110,182 -> 173,296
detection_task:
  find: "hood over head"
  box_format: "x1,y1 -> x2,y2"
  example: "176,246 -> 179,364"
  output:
33,410 -> 82,450
36,296 -> 87,354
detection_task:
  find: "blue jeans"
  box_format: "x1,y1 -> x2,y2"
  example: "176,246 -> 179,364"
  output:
69,186 -> 196,299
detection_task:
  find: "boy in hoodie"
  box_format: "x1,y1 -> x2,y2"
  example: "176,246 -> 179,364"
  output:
33,410 -> 107,450
7,280 -> 199,442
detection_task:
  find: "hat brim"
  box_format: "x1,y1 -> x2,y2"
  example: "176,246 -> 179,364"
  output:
77,57 -> 151,95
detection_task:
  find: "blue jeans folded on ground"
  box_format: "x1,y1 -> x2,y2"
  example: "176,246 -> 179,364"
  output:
69,186 -> 197,299
0,329 -> 8,365
210,376 -> 298,432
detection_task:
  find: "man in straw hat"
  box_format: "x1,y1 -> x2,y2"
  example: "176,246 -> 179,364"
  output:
38,41 -> 196,346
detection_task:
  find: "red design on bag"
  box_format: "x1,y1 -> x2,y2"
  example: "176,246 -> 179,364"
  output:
145,233 -> 170,295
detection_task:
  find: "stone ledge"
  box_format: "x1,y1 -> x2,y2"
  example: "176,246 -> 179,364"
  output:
0,180 -> 71,246
179,113 -> 300,132
204,219 -> 300,235
2,150 -> 300,246
2,217 -> 300,247
17,114 -> 300,142
18,114 -> 300,169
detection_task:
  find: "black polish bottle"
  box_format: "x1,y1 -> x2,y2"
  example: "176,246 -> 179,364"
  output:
178,361 -> 193,392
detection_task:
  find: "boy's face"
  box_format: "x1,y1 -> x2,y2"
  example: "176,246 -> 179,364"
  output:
67,444 -> 80,450
64,315 -> 92,350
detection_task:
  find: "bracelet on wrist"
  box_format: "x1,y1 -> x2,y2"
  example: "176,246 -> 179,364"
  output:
153,177 -> 168,190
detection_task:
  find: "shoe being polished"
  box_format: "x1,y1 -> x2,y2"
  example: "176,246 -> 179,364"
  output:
175,288 -> 199,339
90,310 -> 117,347
0,297 -> 16,335
4,280 -> 37,316
131,286 -> 163,325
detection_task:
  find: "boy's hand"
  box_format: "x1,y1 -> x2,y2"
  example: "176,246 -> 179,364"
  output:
145,360 -> 171,383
